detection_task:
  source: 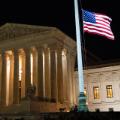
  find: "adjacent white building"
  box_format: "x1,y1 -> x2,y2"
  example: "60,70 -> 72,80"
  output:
75,63 -> 120,111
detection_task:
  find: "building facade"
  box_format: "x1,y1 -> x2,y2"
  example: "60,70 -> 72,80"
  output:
75,64 -> 120,111
0,23 -> 77,113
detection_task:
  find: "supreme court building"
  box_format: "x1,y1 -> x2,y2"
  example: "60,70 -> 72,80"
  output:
0,23 -> 77,113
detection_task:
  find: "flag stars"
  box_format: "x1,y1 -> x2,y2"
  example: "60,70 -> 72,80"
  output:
83,10 -> 96,23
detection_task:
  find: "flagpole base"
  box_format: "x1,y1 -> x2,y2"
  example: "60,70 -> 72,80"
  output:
78,92 -> 88,112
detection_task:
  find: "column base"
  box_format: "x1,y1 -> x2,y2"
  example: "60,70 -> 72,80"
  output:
78,92 -> 88,112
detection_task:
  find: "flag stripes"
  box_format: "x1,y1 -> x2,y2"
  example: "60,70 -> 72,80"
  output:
83,10 -> 114,40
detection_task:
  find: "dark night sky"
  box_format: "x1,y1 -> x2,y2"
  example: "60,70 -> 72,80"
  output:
0,0 -> 120,61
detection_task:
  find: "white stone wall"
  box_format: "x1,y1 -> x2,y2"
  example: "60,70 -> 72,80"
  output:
74,65 -> 120,111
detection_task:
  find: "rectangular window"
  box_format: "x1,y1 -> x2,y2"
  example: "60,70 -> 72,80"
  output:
106,85 -> 113,98
93,86 -> 100,99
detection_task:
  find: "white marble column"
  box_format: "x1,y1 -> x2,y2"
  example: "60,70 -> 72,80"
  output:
67,51 -> 74,105
8,51 -> 14,105
62,49 -> 68,103
44,47 -> 51,100
24,48 -> 31,97
32,49 -> 38,96
13,49 -> 19,104
1,50 -> 6,106
56,49 -> 64,103
36,47 -> 44,98
50,48 -> 58,102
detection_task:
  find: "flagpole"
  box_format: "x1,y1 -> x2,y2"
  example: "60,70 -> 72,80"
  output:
74,0 -> 88,111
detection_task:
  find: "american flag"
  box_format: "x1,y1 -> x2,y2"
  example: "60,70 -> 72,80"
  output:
83,10 -> 114,40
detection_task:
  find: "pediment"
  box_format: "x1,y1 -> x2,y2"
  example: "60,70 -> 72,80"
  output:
0,23 -> 55,41
0,23 -> 76,51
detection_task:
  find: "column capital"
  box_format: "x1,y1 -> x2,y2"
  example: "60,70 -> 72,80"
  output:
0,49 -> 6,54
47,45 -> 57,52
35,46 -> 44,51
23,48 -> 31,59
11,48 -> 19,54
23,47 -> 31,53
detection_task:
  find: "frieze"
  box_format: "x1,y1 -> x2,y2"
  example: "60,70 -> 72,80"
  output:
111,70 -> 120,81
101,72 -> 112,81
86,73 -> 100,83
